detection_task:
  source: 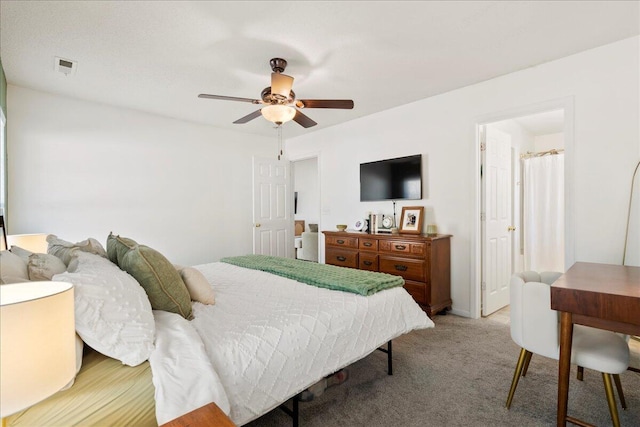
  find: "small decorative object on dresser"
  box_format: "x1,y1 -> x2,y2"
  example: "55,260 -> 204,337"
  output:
353,218 -> 368,232
336,224 -> 348,231
399,206 -> 424,234
323,230 -> 452,317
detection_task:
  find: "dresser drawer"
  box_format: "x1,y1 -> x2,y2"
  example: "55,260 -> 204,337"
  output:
379,240 -> 427,257
403,280 -> 427,305
325,248 -> 358,268
358,253 -> 378,271
326,235 -> 358,249
359,238 -> 378,252
379,256 -> 426,282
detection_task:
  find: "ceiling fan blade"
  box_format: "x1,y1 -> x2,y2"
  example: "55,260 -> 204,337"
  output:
233,109 -> 263,124
295,99 -> 354,109
293,110 -> 318,128
271,73 -> 294,98
198,94 -> 261,104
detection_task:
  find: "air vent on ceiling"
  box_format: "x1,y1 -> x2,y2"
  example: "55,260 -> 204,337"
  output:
54,57 -> 77,76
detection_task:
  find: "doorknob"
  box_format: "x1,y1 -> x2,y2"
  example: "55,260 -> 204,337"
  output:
507,226 -> 516,231
255,223 -> 261,228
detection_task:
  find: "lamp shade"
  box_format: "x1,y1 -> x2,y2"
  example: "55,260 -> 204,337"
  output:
270,73 -> 294,99
261,105 -> 296,124
6,234 -> 49,253
0,281 -> 76,418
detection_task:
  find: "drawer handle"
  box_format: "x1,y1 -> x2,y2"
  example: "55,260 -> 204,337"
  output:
337,239 -> 345,244
337,256 -> 347,262
363,261 -> 373,266
363,242 -> 372,247
394,264 -> 408,272
395,245 -> 407,250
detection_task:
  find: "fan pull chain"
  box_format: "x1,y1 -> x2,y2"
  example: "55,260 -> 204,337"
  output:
277,125 -> 284,160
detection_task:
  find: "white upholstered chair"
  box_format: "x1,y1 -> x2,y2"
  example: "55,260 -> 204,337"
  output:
506,271 -> 630,426
296,232 -> 318,262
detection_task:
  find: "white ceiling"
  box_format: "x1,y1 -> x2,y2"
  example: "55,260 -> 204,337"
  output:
1,1 -> 638,139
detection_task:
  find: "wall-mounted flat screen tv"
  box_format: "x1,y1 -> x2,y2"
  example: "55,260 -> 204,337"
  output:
360,154 -> 422,201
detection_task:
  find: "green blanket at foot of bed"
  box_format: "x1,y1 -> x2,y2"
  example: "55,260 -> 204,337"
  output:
220,254 -> 404,296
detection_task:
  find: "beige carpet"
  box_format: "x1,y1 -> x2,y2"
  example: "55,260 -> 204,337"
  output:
246,312 -> 640,426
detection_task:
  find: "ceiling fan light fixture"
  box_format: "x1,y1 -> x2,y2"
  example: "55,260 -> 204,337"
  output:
271,73 -> 294,99
261,105 -> 296,124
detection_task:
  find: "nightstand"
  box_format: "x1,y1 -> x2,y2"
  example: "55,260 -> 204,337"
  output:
159,402 -> 235,427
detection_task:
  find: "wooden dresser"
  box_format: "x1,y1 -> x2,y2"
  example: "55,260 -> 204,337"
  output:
323,231 -> 452,317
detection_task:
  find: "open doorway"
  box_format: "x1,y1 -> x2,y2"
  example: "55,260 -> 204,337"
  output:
292,157 -> 320,262
480,109 -> 567,316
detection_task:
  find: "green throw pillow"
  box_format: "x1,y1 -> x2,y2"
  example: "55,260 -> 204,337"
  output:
107,233 -> 193,320
107,233 -> 138,265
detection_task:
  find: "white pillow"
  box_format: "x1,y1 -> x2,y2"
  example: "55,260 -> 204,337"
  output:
9,245 -> 33,263
176,266 -> 215,305
0,250 -> 29,284
53,252 -> 155,366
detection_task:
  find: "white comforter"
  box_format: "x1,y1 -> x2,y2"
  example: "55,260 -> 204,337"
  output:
151,261 -> 433,425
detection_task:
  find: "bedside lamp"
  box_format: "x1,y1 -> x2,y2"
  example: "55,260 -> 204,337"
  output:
6,233 -> 49,253
0,282 -> 75,424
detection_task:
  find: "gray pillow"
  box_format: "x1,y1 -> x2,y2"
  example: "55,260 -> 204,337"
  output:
27,253 -> 67,281
47,234 -> 108,266
107,234 -> 192,320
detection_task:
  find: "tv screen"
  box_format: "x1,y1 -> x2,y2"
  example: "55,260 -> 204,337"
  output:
360,154 -> 422,201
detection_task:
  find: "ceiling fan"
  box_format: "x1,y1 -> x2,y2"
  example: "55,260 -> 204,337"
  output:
198,58 -> 354,128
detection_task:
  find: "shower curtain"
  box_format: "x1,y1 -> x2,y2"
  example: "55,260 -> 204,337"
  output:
522,153 -> 565,272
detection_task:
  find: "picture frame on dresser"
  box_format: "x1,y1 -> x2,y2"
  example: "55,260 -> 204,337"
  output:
399,206 -> 424,234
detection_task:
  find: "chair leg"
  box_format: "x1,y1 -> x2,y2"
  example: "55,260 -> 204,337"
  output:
522,351 -> 533,377
613,374 -> 627,410
602,373 -> 621,427
506,348 -> 529,409
577,366 -> 584,381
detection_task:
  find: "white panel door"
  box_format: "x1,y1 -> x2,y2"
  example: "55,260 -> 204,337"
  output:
252,156 -> 293,257
482,126 -> 513,316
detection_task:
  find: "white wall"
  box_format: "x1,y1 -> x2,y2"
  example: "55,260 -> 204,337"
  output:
286,36 -> 640,317
7,86 -> 277,265
293,157 -> 319,230
534,133 -> 564,152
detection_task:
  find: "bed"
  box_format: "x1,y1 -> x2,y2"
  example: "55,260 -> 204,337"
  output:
3,237 -> 433,426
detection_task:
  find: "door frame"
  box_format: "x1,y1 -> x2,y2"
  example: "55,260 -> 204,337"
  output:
288,150 -> 323,262
471,97 -> 575,319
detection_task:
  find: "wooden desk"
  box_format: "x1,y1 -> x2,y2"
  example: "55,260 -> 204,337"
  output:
159,402 -> 235,427
550,262 -> 640,426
